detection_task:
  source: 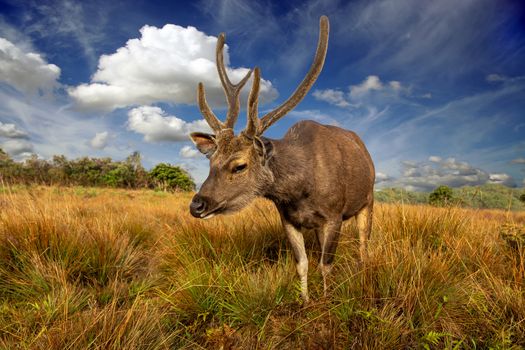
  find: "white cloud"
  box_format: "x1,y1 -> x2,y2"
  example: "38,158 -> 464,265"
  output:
389,81 -> 402,91
127,105 -> 212,142
314,75 -> 408,109
0,37 -> 60,94
1,139 -> 33,156
312,89 -> 350,107
349,75 -> 384,97
375,171 -> 391,183
90,131 -> 109,150
376,157 -> 517,191
0,121 -> 28,138
488,173 -> 516,187
69,24 -> 278,112
179,145 -> 202,158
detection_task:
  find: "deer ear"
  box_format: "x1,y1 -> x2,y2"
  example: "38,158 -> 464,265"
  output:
190,132 -> 217,158
253,136 -> 273,165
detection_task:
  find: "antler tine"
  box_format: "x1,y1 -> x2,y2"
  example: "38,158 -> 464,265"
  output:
216,33 -> 253,129
244,67 -> 261,137
197,82 -> 225,132
258,16 -> 329,135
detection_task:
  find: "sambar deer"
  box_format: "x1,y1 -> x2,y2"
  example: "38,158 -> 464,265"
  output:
189,16 -> 375,302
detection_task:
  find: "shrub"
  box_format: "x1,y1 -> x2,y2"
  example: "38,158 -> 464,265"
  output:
149,163 -> 195,192
429,185 -> 454,206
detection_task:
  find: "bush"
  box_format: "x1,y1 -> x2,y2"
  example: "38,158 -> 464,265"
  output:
0,149 -> 193,191
520,193 -> 525,203
429,185 -> 454,206
149,163 -> 195,192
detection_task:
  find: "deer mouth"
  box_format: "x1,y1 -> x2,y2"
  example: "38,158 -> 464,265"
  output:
200,202 -> 226,219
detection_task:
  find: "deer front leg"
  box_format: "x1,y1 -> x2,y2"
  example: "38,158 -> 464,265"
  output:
283,221 -> 309,303
316,219 -> 342,297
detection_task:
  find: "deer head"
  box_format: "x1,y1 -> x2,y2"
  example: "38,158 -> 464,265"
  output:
189,16 -> 329,219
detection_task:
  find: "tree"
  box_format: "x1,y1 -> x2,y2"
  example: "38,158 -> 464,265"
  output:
149,163 -> 195,192
429,185 -> 454,206
0,148 -> 10,162
520,193 -> 525,204
125,151 -> 148,188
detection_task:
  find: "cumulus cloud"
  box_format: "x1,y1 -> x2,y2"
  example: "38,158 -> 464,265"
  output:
127,105 -> 212,142
377,156 -> 516,191
488,173 -> 516,187
312,89 -> 350,107
0,38 -> 60,94
375,171 -> 391,184
349,75 -> 384,97
69,24 -> 278,111
313,75 -> 407,109
90,131 -> 109,150
1,139 -> 33,156
0,121 -> 28,138
179,145 -> 202,158
389,81 -> 402,91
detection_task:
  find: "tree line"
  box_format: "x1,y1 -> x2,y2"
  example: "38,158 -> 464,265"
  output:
0,148 -> 195,192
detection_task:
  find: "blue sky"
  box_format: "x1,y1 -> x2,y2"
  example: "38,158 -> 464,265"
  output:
0,0 -> 524,190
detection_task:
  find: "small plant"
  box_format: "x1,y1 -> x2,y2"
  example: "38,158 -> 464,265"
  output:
149,163 -> 195,192
429,185 -> 454,206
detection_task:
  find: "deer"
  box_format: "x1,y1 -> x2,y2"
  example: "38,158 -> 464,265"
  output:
189,16 -> 375,302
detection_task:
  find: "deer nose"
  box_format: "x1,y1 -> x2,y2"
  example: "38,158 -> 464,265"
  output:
190,195 -> 207,217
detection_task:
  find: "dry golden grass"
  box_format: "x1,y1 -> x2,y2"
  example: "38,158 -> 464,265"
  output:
0,185 -> 524,349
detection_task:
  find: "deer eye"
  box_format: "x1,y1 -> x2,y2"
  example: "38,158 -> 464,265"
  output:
232,163 -> 247,174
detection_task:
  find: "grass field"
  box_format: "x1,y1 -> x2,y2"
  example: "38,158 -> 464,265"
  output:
0,185 -> 524,349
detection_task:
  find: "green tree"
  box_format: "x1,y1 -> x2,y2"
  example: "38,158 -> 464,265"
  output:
429,185 -> 454,206
0,148 -> 10,162
0,148 -> 16,183
124,151 -> 148,188
149,163 -> 195,192
520,193 -> 525,204
103,163 -> 135,188
23,154 -> 52,184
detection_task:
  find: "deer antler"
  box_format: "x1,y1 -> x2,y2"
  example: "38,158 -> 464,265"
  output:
197,33 -> 252,133
244,16 -> 329,137
245,67 -> 261,137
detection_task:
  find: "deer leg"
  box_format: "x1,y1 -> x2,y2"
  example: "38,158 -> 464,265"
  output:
316,219 -> 342,297
355,202 -> 373,263
282,221 -> 309,303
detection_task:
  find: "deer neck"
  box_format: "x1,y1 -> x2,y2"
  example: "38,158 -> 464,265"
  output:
261,138 -> 309,205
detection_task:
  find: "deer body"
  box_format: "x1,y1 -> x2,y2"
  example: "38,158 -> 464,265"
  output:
188,16 -> 375,301
259,121 -> 374,300
263,120 -> 374,229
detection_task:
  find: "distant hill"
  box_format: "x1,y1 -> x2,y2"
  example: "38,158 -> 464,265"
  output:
375,184 -> 525,210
